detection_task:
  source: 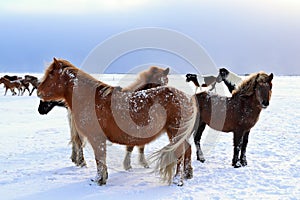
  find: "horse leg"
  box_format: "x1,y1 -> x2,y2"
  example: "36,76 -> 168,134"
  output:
30,87 -> 36,96
138,145 -> 149,168
194,122 -> 206,162
123,146 -> 133,170
69,113 -> 86,167
89,135 -> 108,185
4,88 -> 8,95
240,131 -> 250,166
11,88 -> 16,96
183,141 -> 193,179
232,132 -> 244,168
174,140 -> 192,186
174,155 -> 185,186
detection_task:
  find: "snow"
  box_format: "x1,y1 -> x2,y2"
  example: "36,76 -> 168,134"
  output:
0,73 -> 299,199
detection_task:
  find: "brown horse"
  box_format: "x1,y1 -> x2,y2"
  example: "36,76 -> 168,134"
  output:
193,72 -> 273,167
38,66 -> 170,169
0,77 -> 23,96
3,75 -> 30,95
37,58 -> 197,186
121,66 -> 169,170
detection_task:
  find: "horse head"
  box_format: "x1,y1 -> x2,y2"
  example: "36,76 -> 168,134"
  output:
186,73 -> 200,87
145,66 -> 169,87
37,58 -> 76,102
216,68 -> 229,83
254,73 -> 273,109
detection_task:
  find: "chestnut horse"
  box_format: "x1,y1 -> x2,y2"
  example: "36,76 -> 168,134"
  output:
38,66 -> 170,169
37,58 -> 197,186
193,72 -> 273,167
0,77 -> 22,96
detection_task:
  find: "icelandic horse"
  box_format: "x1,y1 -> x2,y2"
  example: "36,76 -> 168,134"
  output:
216,68 -> 243,94
186,74 -> 217,93
38,66 -> 170,170
37,58 -> 197,186
0,77 -> 22,95
193,72 -> 273,167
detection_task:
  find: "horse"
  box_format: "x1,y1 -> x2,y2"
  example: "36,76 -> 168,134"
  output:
3,75 -> 30,95
24,75 -> 38,96
186,74 -> 217,93
37,58 -> 196,186
121,66 -> 169,170
38,66 -> 170,169
216,68 -> 243,94
193,72 -> 273,168
0,77 -> 23,96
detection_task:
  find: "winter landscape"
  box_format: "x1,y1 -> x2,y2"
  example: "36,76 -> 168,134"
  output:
0,73 -> 299,200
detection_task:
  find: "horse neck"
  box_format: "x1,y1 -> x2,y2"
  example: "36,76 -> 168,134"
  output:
233,92 -> 262,114
191,78 -> 200,87
122,78 -> 150,92
65,71 -> 112,110
226,72 -> 242,86
223,79 -> 236,93
135,83 -> 161,91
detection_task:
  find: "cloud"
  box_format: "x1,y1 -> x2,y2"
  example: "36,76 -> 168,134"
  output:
0,0 -> 151,14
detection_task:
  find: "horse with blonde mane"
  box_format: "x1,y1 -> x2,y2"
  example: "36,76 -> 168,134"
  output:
38,66 -> 170,170
37,58 -> 196,186
193,72 -> 273,167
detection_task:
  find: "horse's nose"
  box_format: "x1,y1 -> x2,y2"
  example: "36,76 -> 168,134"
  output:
262,100 -> 269,107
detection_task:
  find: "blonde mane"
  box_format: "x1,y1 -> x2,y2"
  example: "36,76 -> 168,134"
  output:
232,72 -> 270,97
122,66 -> 168,92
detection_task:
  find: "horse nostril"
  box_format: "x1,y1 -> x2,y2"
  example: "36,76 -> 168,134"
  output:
262,100 -> 269,107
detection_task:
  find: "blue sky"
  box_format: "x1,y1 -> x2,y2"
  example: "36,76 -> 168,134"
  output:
0,0 -> 300,75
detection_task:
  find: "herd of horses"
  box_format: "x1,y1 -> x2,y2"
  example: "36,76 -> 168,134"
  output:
0,75 -> 38,96
10,58 -> 274,186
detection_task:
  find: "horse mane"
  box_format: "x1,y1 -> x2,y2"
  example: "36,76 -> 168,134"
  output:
232,72 -> 269,97
46,59 -> 115,97
122,66 -> 167,92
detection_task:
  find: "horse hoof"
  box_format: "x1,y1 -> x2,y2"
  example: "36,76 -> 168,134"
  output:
177,181 -> 184,186
197,157 -> 205,163
233,162 -> 242,168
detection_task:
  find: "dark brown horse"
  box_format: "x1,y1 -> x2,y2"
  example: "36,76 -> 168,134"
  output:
24,75 -> 38,96
38,66 -> 170,169
193,72 -> 273,167
37,58 -> 197,186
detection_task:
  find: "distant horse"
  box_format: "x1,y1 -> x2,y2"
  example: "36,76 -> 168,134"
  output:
38,66 -> 170,169
0,77 -> 22,95
4,75 -> 32,96
37,58 -> 196,186
193,72 -> 273,167
24,75 -> 38,96
216,68 -> 243,93
186,74 -> 217,93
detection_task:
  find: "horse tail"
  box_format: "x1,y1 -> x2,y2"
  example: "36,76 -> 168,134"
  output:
150,95 -> 198,185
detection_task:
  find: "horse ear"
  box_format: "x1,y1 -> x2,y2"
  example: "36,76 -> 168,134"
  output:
163,68 -> 170,75
53,58 -> 62,69
269,73 -> 273,82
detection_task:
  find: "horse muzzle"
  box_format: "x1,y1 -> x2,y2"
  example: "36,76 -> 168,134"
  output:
261,100 -> 269,109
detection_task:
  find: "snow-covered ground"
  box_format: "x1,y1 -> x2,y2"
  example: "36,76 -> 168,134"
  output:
0,73 -> 299,199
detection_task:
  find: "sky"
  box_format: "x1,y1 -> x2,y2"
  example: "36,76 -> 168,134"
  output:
0,0 -> 300,75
